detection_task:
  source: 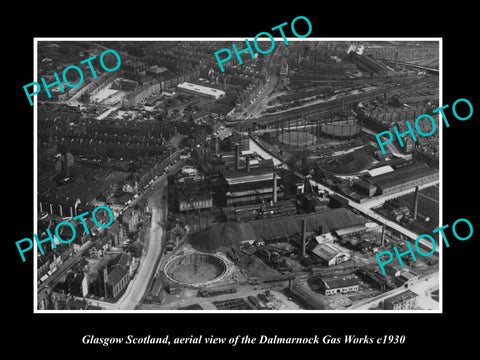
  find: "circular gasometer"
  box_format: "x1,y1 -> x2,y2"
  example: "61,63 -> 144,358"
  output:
278,131 -> 317,146
321,119 -> 360,138
164,253 -> 228,287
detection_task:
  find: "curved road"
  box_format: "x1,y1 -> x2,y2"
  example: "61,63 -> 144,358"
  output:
85,183 -> 167,310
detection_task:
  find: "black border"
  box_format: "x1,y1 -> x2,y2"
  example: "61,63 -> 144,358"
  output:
7,5 -> 478,355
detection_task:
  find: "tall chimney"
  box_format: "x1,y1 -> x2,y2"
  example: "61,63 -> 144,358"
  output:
301,218 -> 307,257
234,143 -> 240,170
381,223 -> 386,247
304,175 -> 311,194
62,153 -> 70,177
413,186 -> 419,220
215,137 -> 220,154
246,155 -> 250,173
273,172 -> 278,203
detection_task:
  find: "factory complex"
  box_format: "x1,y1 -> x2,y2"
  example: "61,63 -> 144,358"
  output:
36,40 -> 439,312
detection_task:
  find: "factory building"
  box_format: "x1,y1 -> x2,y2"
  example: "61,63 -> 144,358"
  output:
219,158 -> 283,206
366,162 -> 439,196
310,242 -> 351,267
316,274 -> 360,296
176,166 -> 213,212
178,191 -> 213,212
334,224 -> 368,240
356,268 -> 388,291
177,82 -> 225,100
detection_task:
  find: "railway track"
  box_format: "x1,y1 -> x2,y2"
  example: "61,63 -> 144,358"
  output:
229,76 -> 438,131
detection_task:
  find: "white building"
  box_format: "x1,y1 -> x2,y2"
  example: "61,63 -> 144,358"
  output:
177,82 -> 225,100
311,242 -> 351,267
318,274 -> 360,295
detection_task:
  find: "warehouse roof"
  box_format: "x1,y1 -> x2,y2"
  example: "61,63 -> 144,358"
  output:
226,172 -> 276,185
221,159 -> 275,185
335,224 -> 367,237
311,243 -> 348,261
320,274 -> 359,289
177,82 -> 225,98
368,163 -> 438,190
366,165 -> 394,177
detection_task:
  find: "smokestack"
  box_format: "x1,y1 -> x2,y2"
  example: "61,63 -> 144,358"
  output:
304,175 -> 311,194
301,218 -> 307,257
246,155 -> 250,173
215,137 -> 220,154
381,223 -> 386,247
413,186 -> 419,220
273,172 -> 278,203
62,153 -> 70,177
234,143 -> 240,170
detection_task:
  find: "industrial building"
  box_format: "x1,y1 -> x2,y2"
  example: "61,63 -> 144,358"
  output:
221,200 -> 297,222
366,162 -> 439,196
219,158 -> 283,206
178,191 -> 213,212
334,224 -> 368,239
383,289 -> 418,310
288,281 -> 326,310
177,82 -> 225,100
310,242 -> 351,267
356,268 -> 388,291
315,274 -> 360,295
176,166 -> 213,212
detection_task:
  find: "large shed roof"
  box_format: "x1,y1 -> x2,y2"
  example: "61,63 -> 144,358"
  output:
368,163 -> 438,190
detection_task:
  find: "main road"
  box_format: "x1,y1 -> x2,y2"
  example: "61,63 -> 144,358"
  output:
115,182 -> 167,309
79,160 -> 186,310
84,182 -> 168,310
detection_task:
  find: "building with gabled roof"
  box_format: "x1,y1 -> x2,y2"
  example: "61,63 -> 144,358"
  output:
366,162 -> 438,196
311,242 -> 351,267
316,274 -> 360,295
106,266 -> 129,299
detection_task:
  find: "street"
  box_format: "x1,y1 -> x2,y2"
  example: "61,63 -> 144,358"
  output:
85,182 -> 168,310
350,272 -> 439,310
39,160 -> 185,310
116,182 -> 167,309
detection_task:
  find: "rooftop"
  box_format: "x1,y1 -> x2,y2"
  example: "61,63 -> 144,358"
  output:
177,82 -> 226,98
319,274 -> 359,289
106,266 -> 128,286
368,162 -> 438,190
366,165 -> 394,177
147,65 -> 168,74
311,242 -> 349,261
384,289 -> 418,305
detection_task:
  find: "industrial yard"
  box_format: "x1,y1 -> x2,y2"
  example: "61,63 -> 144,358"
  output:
36,40 -> 440,311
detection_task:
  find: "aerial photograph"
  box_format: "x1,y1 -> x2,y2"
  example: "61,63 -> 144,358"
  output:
35,39 -> 440,311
